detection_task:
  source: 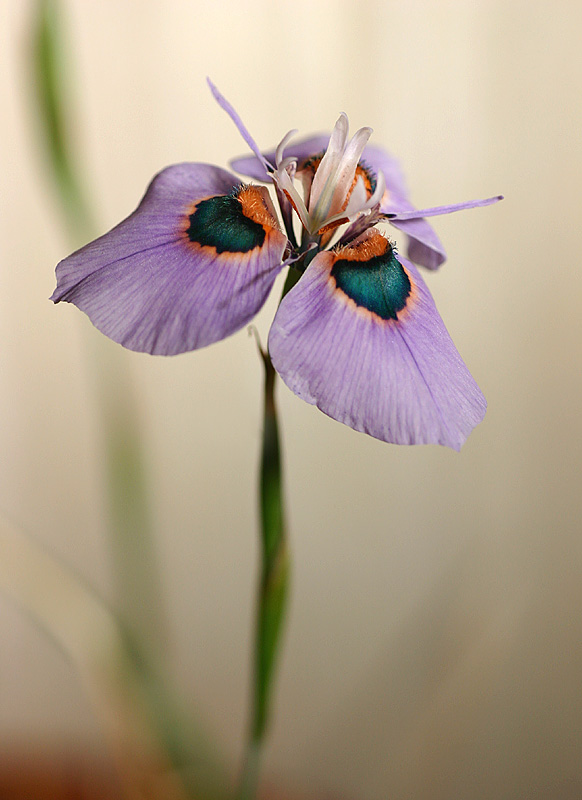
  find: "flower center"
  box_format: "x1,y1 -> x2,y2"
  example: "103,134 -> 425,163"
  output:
271,114 -> 386,241
299,156 -> 378,214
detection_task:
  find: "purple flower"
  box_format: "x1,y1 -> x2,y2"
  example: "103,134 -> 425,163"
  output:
52,81 -> 502,450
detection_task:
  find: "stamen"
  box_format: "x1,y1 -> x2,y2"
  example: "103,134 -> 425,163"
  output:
278,156 -> 297,172
275,129 -> 298,167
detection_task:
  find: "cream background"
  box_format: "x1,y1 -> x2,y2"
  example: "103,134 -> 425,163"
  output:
1,1 -> 581,798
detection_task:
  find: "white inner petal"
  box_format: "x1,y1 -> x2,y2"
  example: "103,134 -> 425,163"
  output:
343,176 -> 368,217
308,113 -> 349,213
308,119 -> 373,233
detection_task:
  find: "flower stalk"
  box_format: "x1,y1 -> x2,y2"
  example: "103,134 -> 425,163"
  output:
256,347 -> 289,739
238,341 -> 290,800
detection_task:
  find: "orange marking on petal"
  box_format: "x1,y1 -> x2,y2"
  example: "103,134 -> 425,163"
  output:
332,230 -> 390,261
180,238 -> 258,264
283,189 -> 303,219
338,163 -> 376,214
298,154 -> 324,174
354,164 -> 374,196
237,185 -> 280,231
317,217 -> 350,235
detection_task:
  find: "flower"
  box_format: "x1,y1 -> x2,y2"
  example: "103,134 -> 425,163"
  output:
51,80 -> 502,450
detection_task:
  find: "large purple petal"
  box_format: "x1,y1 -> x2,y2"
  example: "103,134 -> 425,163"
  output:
52,163 -> 288,355
269,243 -> 485,449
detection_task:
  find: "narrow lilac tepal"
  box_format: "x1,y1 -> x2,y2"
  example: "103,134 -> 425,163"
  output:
52,80 -> 502,450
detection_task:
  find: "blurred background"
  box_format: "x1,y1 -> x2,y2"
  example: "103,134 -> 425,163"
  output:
1,1 -> 581,798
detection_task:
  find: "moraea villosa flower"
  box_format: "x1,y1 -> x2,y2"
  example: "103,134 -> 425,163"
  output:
52,80 -> 502,450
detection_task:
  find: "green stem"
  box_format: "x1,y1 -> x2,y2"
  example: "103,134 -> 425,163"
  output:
238,345 -> 289,799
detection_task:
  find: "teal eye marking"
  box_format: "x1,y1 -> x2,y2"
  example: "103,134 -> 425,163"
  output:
332,248 -> 411,320
187,195 -> 266,253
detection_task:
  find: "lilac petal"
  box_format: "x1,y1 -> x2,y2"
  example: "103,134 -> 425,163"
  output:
269,248 -> 485,450
359,143 -> 410,202
207,78 -> 274,178
401,222 -> 446,269
388,195 -> 503,220
52,163 -> 288,355
383,195 -> 446,270
384,195 -> 502,270
229,154 -> 277,182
